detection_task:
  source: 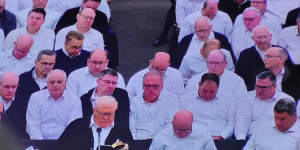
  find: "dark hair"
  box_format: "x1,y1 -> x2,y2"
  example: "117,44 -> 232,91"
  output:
37,50 -> 56,61
98,68 -> 118,78
256,71 -> 276,84
200,73 -> 219,87
274,98 -> 296,116
65,31 -> 84,43
28,8 -> 46,18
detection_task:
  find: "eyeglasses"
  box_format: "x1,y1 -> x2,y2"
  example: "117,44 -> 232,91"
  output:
143,84 -> 161,90
264,55 -> 281,59
256,84 -> 273,89
80,13 -> 95,20
101,79 -> 118,85
95,109 -> 115,118
89,60 -> 107,65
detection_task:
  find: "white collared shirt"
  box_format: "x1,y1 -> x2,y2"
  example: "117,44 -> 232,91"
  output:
0,29 -> 4,52
0,51 -> 35,75
54,25 -> 104,52
276,68 -> 285,92
4,27 -> 55,56
67,67 -> 125,97
179,49 -> 235,85
126,67 -> 184,100
0,96 -> 14,112
129,91 -> 180,140
90,115 -> 113,150
185,32 -> 215,55
179,10 -> 233,41
278,26 -> 300,64
16,8 -> 61,30
62,47 -> 81,58
149,123 -> 217,150
26,89 -> 82,140
185,70 -> 247,99
243,119 -> 300,150
180,91 -> 236,139
254,45 -> 265,59
32,69 -> 47,90
176,0 -> 205,28
235,90 -> 294,140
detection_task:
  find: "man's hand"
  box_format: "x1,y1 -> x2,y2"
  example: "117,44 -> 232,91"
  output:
212,135 -> 224,140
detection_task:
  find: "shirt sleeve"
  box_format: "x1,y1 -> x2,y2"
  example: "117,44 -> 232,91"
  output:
66,73 -> 80,97
234,98 -> 251,140
129,100 -> 137,139
179,56 -> 192,85
220,99 -> 235,139
67,97 -> 83,125
26,94 -> 44,139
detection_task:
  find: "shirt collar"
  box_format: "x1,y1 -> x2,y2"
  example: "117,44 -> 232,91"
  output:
142,91 -> 164,104
62,47 -> 81,58
46,89 -> 66,101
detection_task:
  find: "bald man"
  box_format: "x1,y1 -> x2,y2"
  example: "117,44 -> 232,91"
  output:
0,72 -> 18,116
26,69 -> 82,140
235,25 -> 273,91
67,49 -> 125,97
0,34 -> 35,75
171,16 -> 234,68
58,95 -> 133,150
55,8 -> 104,52
127,51 -> 184,100
150,110 -> 217,150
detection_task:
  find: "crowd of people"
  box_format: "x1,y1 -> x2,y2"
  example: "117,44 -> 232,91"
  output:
0,0 -> 300,150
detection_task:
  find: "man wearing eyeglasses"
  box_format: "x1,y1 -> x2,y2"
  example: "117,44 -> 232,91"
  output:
57,96 -> 132,150
67,49 -> 125,97
150,110 -> 217,150
127,51 -> 184,100
26,69 -> 82,140
54,30 -> 90,76
55,8 -> 104,53
235,71 -> 293,146
80,68 -> 129,127
129,71 -> 179,149
0,34 -> 35,76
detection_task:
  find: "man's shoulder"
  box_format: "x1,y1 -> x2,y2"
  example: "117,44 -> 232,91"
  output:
19,69 -> 34,80
69,66 -> 88,77
3,9 -> 16,18
239,46 -> 258,57
63,7 -> 80,16
130,68 -> 148,79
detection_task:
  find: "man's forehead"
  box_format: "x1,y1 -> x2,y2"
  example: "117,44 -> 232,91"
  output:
144,74 -> 161,83
207,53 -> 222,61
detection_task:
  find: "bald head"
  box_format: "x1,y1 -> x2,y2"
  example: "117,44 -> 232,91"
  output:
206,50 -> 227,76
76,8 -> 95,32
172,110 -> 193,138
202,0 -> 218,19
194,16 -> 212,41
47,69 -> 67,100
0,72 -> 19,101
93,96 -> 118,128
0,72 -> 19,85
252,25 -> 272,51
13,34 -> 33,59
87,49 -> 109,76
150,52 -> 170,75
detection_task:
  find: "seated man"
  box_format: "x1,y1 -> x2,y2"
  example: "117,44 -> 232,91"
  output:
67,49 -> 125,97
172,16 -> 234,68
0,72 -> 18,118
179,0 -> 233,41
26,69 -> 82,140
130,72 -> 179,141
243,98 -> 300,150
0,0 -> 16,37
149,110 -> 217,150
15,0 -> 60,29
185,50 -> 247,100
57,96 -> 133,150
127,52 -> 184,100
179,39 -> 234,84
181,73 -> 235,141
4,8 -> 55,56
235,71 -> 294,141
0,34 -> 35,75
80,68 -> 129,127
54,31 -> 90,76
55,8 -> 104,52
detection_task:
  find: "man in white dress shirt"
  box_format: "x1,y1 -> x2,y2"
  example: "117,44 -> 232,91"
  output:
278,14 -> 300,64
67,49 -> 125,97
235,71 -> 294,141
130,72 -> 179,141
0,34 -> 35,75
26,69 -> 82,140
126,52 -> 184,100
4,8 -> 55,56
179,0 -> 233,41
55,7 -> 104,52
243,98 -> 300,150
179,39 -> 235,84
185,50 -> 247,99
149,110 -> 217,150
15,0 -> 61,30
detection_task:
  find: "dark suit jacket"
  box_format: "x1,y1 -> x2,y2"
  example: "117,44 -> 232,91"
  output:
170,32 -> 236,69
281,64 -> 300,101
57,117 -> 133,150
81,88 -> 130,127
53,49 -> 90,76
218,0 -> 250,23
235,46 -> 265,91
54,7 -> 119,69
3,68 -> 42,139
283,7 -> 300,28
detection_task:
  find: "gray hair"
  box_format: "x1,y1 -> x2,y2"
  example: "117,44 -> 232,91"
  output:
98,68 -> 118,78
243,7 -> 261,17
274,98 -> 296,116
278,47 -> 288,62
46,69 -> 67,81
37,50 -> 56,61
143,71 -> 163,83
256,71 -> 276,85
96,95 -> 118,109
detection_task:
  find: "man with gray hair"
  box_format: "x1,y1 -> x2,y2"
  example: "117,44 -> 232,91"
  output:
243,98 -> 300,150
58,95 -> 133,150
26,69 -> 82,140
